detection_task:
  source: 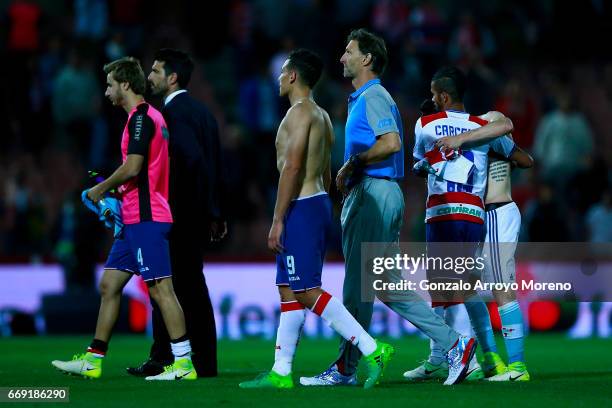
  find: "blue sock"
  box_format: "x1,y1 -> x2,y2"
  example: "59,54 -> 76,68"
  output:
498,301 -> 525,363
464,294 -> 497,353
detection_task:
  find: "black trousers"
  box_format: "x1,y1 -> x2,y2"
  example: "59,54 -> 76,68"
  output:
149,223 -> 217,377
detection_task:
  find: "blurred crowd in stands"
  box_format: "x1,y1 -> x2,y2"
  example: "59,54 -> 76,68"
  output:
0,0 -> 610,278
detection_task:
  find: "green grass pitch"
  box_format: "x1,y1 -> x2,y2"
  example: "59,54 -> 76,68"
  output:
0,334 -> 610,407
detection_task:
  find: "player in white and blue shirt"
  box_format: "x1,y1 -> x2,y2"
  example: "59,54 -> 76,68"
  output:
414,110 -> 516,225
405,66 -> 515,381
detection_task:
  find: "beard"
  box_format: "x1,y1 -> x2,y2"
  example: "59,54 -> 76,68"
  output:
148,81 -> 167,97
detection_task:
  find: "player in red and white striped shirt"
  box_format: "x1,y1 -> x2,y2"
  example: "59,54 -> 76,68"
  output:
405,66 -> 529,382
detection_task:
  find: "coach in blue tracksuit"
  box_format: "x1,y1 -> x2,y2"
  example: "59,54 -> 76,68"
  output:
127,49 -> 226,377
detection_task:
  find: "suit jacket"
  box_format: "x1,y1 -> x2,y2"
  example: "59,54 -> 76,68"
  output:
162,92 -> 226,227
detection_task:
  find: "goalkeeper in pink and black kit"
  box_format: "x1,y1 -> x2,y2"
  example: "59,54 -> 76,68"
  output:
51,57 -> 196,381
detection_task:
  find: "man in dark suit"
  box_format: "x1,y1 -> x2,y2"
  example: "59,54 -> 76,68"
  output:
127,48 -> 226,377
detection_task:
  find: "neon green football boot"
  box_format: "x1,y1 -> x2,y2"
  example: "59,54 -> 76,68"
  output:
239,370 -> 294,389
145,358 -> 197,381
403,360 -> 448,381
465,359 -> 485,381
482,351 -> 507,377
363,340 -> 395,389
52,352 -> 102,379
486,361 -> 530,382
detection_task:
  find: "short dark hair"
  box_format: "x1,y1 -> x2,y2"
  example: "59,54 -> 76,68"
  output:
103,56 -> 146,95
347,29 -> 388,75
153,48 -> 194,89
286,48 -> 323,89
431,66 -> 467,102
420,99 -> 438,116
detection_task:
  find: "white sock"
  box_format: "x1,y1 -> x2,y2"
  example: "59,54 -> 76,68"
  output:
597,302 -> 612,338
170,339 -> 192,362
447,303 -> 473,337
312,291 -> 377,356
569,302 -> 593,338
271,301 -> 306,376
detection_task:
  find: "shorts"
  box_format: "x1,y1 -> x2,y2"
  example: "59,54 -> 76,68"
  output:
276,192 -> 332,292
104,222 -> 172,282
481,202 -> 520,284
425,220 -> 484,282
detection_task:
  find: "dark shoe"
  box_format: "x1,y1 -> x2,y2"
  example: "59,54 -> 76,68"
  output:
192,360 -> 217,378
126,358 -> 168,377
